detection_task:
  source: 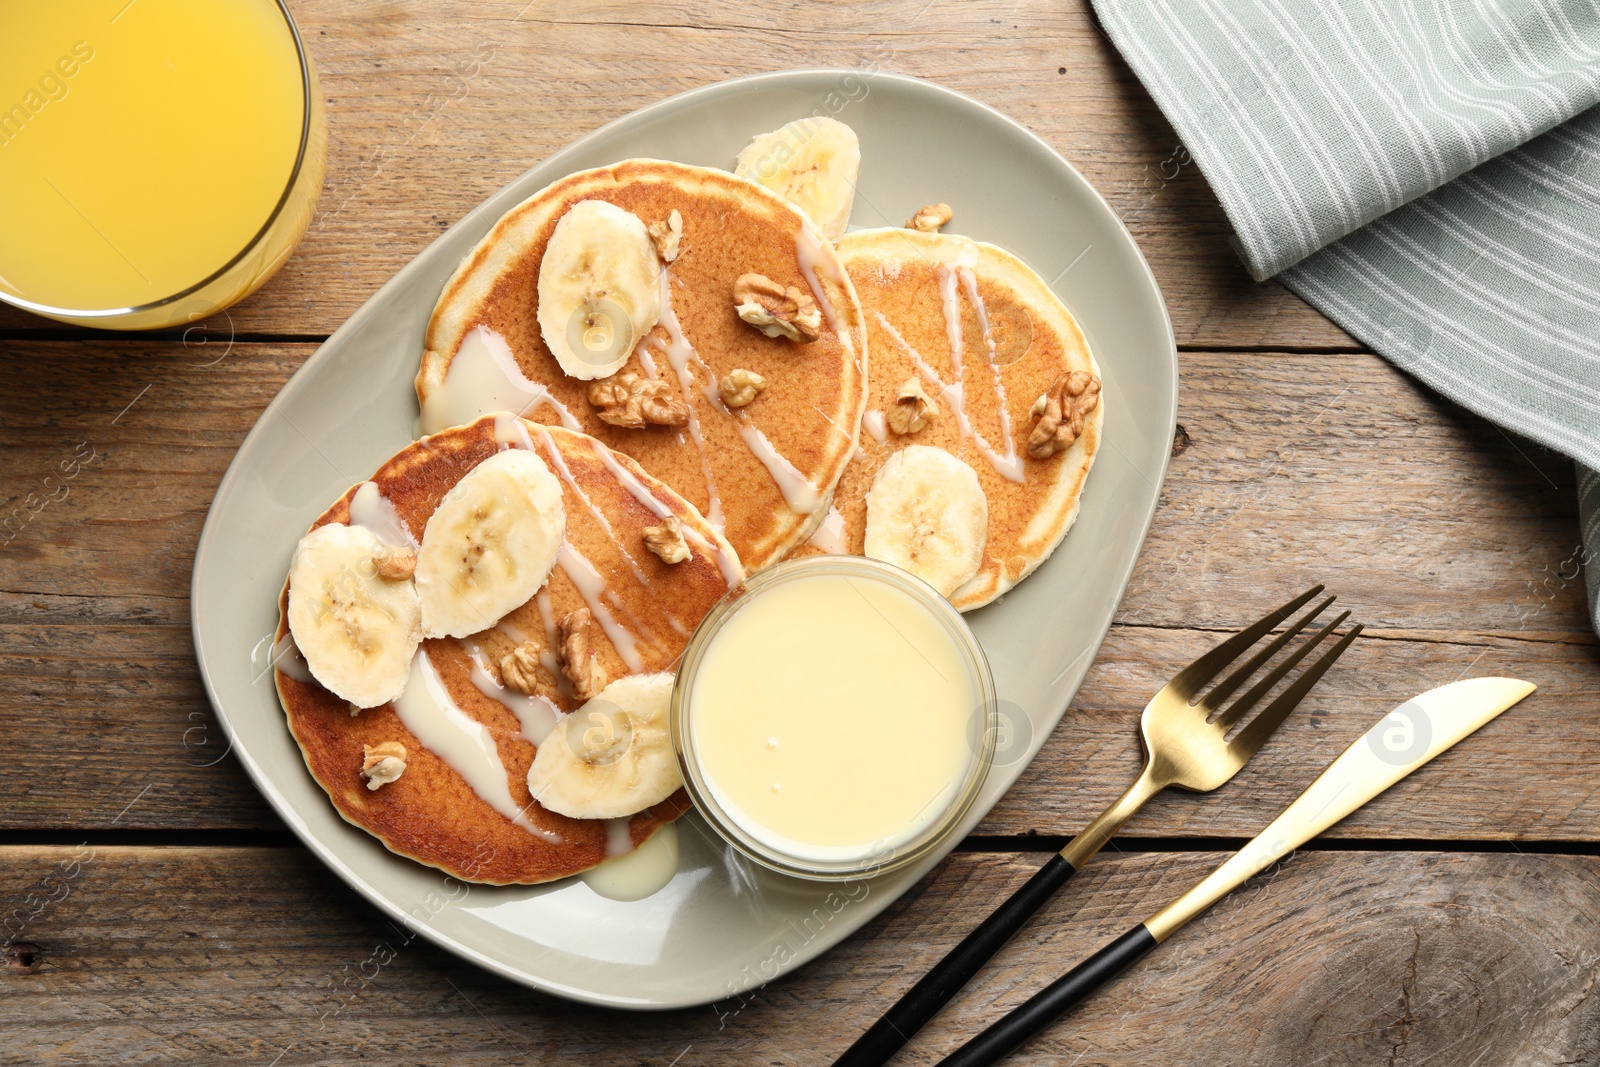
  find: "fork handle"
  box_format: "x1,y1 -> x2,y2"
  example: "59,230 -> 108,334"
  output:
830,854 -> 1079,1067
831,768 -> 1162,1067
934,924 -> 1158,1067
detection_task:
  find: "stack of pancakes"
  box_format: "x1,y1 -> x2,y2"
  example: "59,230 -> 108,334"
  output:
276,136 -> 1101,886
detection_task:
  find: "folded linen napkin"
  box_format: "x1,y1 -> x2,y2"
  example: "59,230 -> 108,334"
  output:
1092,0 -> 1600,632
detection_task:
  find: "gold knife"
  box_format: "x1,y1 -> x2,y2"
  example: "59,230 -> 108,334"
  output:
935,677 -> 1537,1067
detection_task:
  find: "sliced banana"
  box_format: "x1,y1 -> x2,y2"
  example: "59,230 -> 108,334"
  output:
537,199 -> 662,380
527,673 -> 681,820
415,450 -> 566,639
286,523 -> 422,708
734,117 -> 860,242
863,445 -> 989,597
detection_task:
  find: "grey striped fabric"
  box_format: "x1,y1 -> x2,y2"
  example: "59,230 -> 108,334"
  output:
1093,0 -> 1600,633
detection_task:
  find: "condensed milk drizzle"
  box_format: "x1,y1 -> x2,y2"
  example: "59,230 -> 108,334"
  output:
391,648 -> 560,842
958,265 -> 1018,453
874,311 -> 1026,483
461,638 -> 560,745
348,481 -> 417,548
795,221 -> 857,372
651,271 -> 725,532
555,541 -> 645,673
655,267 -> 822,518
533,427 -> 652,588
422,324 -> 582,435
807,506 -> 849,554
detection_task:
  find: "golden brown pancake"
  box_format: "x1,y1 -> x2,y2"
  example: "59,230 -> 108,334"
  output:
274,416 -> 739,885
794,229 -> 1102,611
418,159 -> 868,571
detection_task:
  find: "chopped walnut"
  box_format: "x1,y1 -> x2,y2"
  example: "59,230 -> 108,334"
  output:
371,544 -> 417,581
557,607 -> 606,700
906,202 -> 953,232
642,514 -> 692,564
361,741 -> 407,790
733,273 -> 822,343
499,640 -> 546,695
587,373 -> 689,429
719,368 -> 767,408
887,376 -> 938,435
1026,370 -> 1102,459
648,209 -> 683,262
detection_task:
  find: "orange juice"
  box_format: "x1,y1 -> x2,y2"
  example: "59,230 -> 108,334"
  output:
0,0 -> 325,328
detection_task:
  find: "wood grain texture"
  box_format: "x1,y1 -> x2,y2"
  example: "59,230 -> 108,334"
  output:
2,846 -> 1595,1065
0,0 -> 1352,349
0,341 -> 1594,836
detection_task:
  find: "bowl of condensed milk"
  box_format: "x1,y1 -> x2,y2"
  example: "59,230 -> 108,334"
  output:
672,555 -> 997,880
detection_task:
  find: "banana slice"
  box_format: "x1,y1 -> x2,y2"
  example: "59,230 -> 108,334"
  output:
286,523 -> 422,708
734,117 -> 860,242
863,445 -> 989,597
415,450 -> 566,639
536,199 -> 662,380
526,673 -> 681,820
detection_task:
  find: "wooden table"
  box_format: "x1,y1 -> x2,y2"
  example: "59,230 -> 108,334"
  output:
5,2 -> 1598,1063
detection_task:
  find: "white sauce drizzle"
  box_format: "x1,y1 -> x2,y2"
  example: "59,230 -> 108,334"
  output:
270,633 -> 315,683
421,324 -> 582,435
862,409 -> 887,444
651,271 -> 725,532
348,481 -> 416,548
579,821 -> 680,901
738,423 -> 821,514
633,338 -> 661,380
958,265 -> 1018,454
391,649 -> 559,841
794,220 -> 854,372
604,818 -> 635,858
556,541 -> 644,672
584,440 -> 743,589
491,411 -> 536,452
874,311 -> 1026,483
938,265 -> 966,381
534,428 -> 651,588
532,590 -> 568,684
807,506 -> 849,554
461,638 -> 560,745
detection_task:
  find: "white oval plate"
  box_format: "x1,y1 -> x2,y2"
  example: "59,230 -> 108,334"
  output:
191,69 -> 1176,1010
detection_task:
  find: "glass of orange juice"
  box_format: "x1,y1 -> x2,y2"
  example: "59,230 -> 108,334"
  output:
0,0 -> 326,330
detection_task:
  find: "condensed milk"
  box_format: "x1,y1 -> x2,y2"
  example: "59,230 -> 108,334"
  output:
674,556 -> 996,878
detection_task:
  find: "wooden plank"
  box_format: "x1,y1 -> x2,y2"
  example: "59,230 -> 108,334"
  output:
2,846 -> 1595,1064
2,343 -> 1594,836
0,0 -> 1351,349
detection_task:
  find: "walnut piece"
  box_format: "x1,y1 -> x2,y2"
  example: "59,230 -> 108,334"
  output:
906,202 -> 953,232
719,368 -> 767,408
648,209 -> 683,262
557,607 -> 606,700
587,373 -> 689,429
360,741 -> 407,790
499,640 -> 546,695
371,544 -> 417,581
1026,370 -> 1102,459
642,514 -> 692,564
887,376 -> 938,435
733,273 -> 822,343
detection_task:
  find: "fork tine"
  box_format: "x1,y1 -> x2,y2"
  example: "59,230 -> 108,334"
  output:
1163,585 -> 1325,702
1227,622 -> 1363,759
1214,608 -> 1350,731
1199,595 -> 1336,715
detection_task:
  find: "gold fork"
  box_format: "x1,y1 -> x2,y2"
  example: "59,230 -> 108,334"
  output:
832,585 -> 1361,1067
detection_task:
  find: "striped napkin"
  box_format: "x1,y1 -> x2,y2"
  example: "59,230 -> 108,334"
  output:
1091,0 -> 1600,632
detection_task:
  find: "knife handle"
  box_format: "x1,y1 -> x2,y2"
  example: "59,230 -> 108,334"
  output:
830,854 -> 1078,1067
934,925 -> 1158,1067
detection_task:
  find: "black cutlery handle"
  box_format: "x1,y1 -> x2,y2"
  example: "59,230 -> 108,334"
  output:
935,924 -> 1158,1067
832,853 -> 1079,1067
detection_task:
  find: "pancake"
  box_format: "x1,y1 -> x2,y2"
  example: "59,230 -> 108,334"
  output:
795,228 -> 1103,611
418,159 -> 869,571
274,415 -> 740,885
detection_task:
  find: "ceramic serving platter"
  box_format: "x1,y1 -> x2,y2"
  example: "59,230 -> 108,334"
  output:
191,69 -> 1177,1010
